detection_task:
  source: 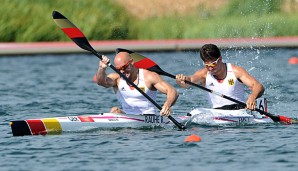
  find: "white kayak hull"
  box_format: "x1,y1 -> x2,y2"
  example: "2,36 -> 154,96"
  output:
10,113 -> 190,136
10,109 -> 274,136
189,108 -> 273,125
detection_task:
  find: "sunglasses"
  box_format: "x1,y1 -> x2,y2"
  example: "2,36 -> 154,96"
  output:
116,60 -> 132,71
203,57 -> 220,67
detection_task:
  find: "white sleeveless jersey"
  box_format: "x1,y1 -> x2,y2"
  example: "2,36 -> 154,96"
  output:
205,63 -> 245,108
116,69 -> 157,114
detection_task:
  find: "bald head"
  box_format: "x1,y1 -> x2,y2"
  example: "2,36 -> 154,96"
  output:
114,52 -> 132,68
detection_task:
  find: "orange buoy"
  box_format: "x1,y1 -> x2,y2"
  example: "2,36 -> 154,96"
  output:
288,57 -> 298,64
93,74 -> 97,82
184,134 -> 202,142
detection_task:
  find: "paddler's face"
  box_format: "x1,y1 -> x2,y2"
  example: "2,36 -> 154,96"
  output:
203,57 -> 221,74
118,60 -> 133,76
114,53 -> 134,78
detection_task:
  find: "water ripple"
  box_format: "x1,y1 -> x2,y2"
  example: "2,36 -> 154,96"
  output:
1,50 -> 298,171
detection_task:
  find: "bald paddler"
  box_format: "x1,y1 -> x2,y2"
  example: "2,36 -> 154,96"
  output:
96,52 -> 178,116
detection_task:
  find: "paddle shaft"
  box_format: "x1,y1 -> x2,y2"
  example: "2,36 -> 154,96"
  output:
52,11 -> 185,130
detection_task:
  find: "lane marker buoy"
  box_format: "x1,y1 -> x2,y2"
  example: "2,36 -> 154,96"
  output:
288,57 -> 298,64
184,134 -> 202,142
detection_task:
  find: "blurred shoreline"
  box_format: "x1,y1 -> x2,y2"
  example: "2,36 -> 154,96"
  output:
1,36 -> 298,56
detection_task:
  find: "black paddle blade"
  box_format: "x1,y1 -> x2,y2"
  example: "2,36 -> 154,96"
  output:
52,11 -> 96,53
116,48 -> 134,54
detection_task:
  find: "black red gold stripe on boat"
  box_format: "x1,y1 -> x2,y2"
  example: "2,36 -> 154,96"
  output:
10,121 -> 32,136
42,118 -> 62,135
27,119 -> 47,135
10,118 -> 62,136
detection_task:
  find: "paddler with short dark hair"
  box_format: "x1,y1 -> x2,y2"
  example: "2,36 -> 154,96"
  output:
96,51 -> 179,116
176,44 -> 264,110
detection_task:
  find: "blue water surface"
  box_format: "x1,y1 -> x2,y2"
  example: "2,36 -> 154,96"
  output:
1,48 -> 298,171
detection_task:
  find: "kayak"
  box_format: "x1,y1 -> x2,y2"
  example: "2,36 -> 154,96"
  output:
189,108 -> 273,126
10,113 -> 190,136
9,99 -> 272,136
10,108 -> 274,136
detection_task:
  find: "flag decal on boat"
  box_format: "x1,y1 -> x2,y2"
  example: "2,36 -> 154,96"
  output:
42,118 -> 62,135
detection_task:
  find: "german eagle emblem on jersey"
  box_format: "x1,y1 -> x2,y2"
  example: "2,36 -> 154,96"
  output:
228,79 -> 234,85
139,86 -> 145,92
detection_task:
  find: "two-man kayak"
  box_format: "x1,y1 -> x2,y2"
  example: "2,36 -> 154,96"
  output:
9,113 -> 189,136
10,108 -> 273,136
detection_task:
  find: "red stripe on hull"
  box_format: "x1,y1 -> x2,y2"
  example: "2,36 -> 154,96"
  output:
26,119 -> 47,135
78,116 -> 95,122
61,28 -> 85,38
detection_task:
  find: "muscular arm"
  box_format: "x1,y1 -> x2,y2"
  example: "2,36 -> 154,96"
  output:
96,68 -> 119,88
154,79 -> 179,107
96,58 -> 119,88
176,68 -> 207,88
145,70 -> 179,116
233,65 -> 265,109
